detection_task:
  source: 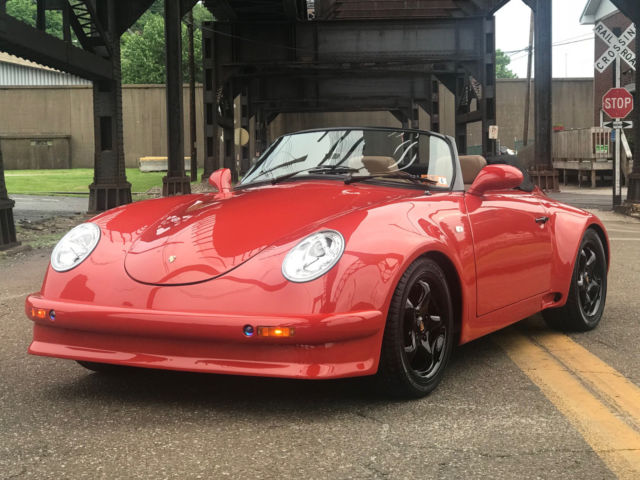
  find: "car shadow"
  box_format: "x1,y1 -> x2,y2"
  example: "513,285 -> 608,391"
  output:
43,318 -> 549,411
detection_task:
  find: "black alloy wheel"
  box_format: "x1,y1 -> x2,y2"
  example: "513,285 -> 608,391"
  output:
543,228 -> 607,332
377,258 -> 454,398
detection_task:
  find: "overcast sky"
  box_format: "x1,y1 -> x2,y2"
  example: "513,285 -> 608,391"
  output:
495,0 -> 596,78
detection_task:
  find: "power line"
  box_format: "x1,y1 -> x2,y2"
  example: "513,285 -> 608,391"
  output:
502,34 -> 594,56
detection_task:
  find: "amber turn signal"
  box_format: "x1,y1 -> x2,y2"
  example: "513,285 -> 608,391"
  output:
31,308 -> 48,320
256,326 -> 295,337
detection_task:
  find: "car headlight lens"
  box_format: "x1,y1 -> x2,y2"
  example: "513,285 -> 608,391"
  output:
51,223 -> 101,272
282,230 -> 345,282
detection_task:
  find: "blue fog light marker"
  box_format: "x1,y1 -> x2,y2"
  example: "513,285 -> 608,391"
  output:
243,325 -> 254,337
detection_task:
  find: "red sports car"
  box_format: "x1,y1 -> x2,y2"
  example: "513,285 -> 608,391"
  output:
26,127 -> 609,397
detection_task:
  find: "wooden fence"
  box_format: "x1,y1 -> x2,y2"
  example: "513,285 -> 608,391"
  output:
552,127 -> 611,161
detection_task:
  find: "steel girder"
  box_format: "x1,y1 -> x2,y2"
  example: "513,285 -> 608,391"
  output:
310,0 -> 510,19
204,0 -> 308,21
201,17 -> 496,177
0,1 -> 159,217
533,0 -> 552,169
0,141 -> 19,250
0,11 -> 112,80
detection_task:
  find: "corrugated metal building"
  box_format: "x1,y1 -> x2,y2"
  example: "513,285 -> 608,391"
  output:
0,51 -> 89,86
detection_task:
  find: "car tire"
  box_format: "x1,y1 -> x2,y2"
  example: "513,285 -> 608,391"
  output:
376,257 -> 454,398
543,228 -> 607,332
76,361 -> 131,374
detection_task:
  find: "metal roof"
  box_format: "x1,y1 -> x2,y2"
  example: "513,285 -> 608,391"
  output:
0,51 -> 90,86
580,0 -> 618,25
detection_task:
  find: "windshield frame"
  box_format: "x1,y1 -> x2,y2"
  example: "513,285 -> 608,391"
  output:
238,127 -> 458,192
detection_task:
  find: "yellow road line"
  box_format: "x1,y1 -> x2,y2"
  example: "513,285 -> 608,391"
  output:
531,330 -> 640,428
495,329 -> 640,479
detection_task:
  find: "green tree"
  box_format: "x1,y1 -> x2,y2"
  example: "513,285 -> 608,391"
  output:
6,0 -> 212,84
496,49 -> 517,79
6,0 -> 65,40
121,1 -> 212,84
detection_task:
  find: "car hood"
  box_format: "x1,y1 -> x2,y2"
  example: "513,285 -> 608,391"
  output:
124,181 -> 412,285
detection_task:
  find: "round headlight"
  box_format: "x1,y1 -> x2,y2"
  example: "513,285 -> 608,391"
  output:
51,223 -> 101,272
282,230 -> 345,283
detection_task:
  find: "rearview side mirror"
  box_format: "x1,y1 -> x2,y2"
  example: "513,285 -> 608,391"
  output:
208,168 -> 232,194
467,164 -> 524,196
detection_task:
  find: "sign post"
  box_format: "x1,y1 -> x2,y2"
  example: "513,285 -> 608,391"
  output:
595,21 -> 636,207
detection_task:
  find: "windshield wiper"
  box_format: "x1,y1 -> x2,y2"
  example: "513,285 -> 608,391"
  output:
270,165 -> 360,185
344,171 -> 438,190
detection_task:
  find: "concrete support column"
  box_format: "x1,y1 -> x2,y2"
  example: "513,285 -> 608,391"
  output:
88,0 -> 131,213
534,0 -> 552,168
163,0 -> 190,196
0,142 -> 19,250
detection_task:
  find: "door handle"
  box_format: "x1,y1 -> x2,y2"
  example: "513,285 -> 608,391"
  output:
535,216 -> 550,224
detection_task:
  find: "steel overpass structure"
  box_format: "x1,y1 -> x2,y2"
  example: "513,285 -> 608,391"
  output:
1,0 -> 640,250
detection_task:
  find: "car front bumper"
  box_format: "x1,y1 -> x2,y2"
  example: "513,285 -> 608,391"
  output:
26,294 -> 386,379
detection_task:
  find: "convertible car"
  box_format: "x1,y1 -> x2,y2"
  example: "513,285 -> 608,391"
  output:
26,127 -> 609,397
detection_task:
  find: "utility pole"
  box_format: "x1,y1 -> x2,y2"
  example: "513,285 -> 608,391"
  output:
523,11 -> 534,146
188,9 -> 197,182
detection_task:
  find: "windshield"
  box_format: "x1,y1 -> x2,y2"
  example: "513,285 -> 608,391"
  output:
240,128 -> 455,189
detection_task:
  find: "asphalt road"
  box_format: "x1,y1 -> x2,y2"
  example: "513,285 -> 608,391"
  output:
11,195 -> 87,223
1,209 -> 639,479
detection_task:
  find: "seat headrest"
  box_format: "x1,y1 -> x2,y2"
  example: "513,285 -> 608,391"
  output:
459,155 -> 487,184
361,156 -> 399,174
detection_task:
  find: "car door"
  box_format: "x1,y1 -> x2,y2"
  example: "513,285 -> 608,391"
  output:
465,191 -> 553,316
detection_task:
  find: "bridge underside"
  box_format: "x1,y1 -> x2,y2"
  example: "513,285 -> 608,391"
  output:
200,0 -> 533,181
0,0 -> 585,249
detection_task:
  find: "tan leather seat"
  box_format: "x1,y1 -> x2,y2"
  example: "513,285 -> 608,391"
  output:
459,155 -> 487,189
361,156 -> 398,174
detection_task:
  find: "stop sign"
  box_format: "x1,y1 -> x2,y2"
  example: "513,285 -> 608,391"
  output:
602,87 -> 634,119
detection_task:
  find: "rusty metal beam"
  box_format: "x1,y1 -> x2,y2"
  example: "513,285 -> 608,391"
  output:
36,0 -> 45,30
88,0 -> 131,212
0,141 -> 19,251
0,11 -> 112,80
534,0 -> 552,168
163,0 -> 191,196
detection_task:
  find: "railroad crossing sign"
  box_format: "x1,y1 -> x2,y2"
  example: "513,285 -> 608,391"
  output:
603,120 -> 633,129
594,22 -> 636,73
602,87 -> 634,119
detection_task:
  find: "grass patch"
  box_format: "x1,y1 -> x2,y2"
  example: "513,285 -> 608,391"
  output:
5,168 -> 204,195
